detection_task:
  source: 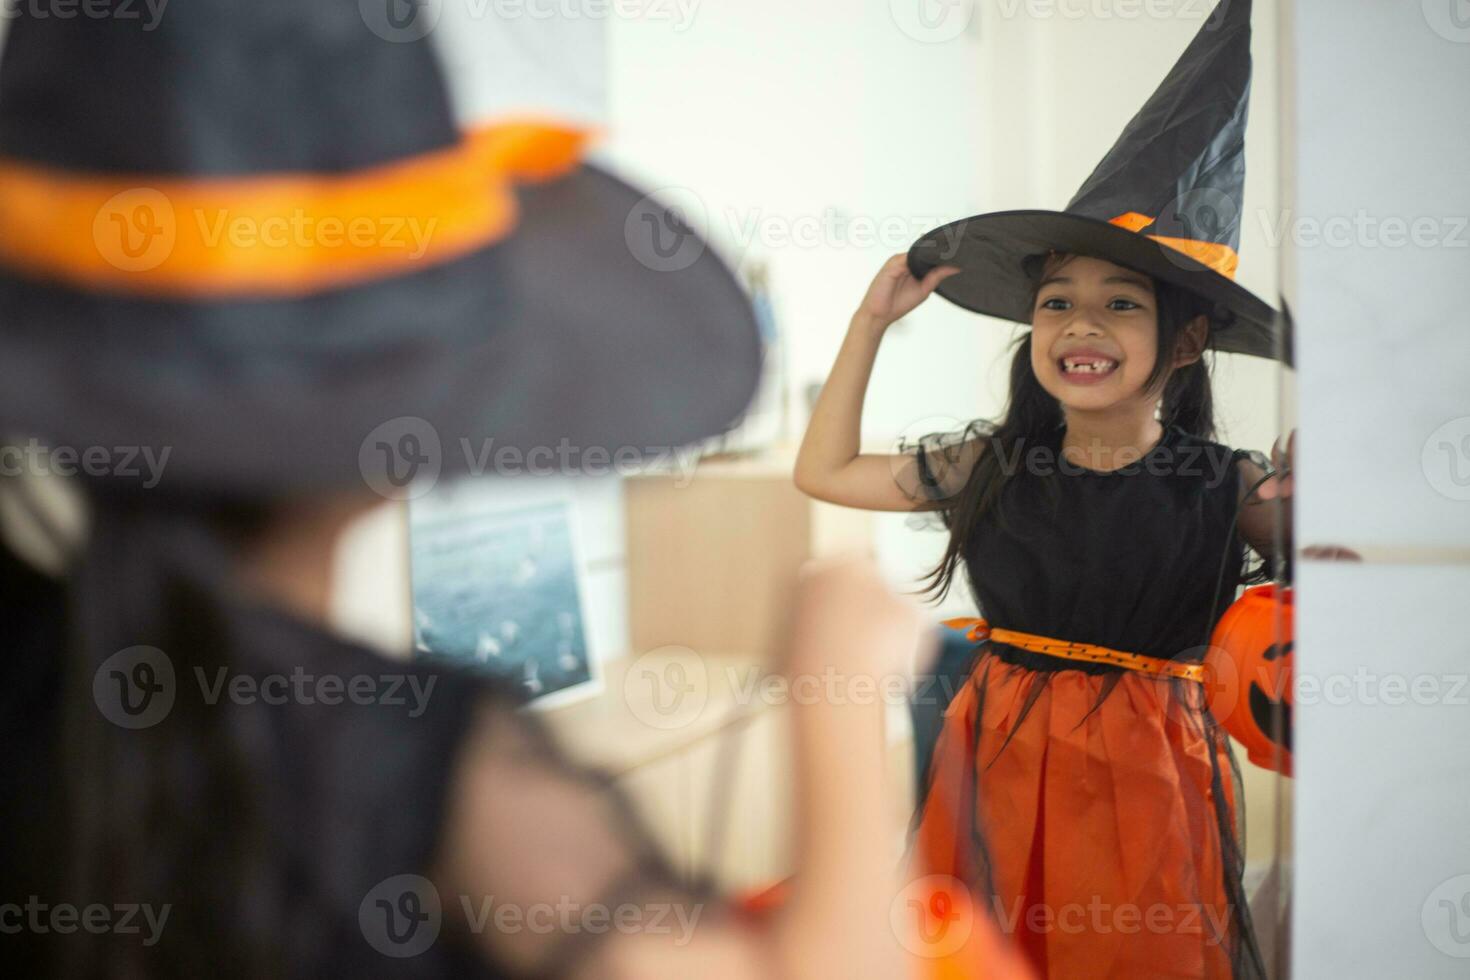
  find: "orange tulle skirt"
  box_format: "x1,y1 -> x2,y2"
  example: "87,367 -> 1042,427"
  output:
915,651 -> 1249,980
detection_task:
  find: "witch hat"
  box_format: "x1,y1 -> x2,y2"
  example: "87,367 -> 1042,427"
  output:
908,0 -> 1289,365
0,2 -> 760,496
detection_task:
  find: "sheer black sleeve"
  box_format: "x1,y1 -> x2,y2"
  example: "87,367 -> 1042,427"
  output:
894,419 -> 997,520
435,690 -> 746,980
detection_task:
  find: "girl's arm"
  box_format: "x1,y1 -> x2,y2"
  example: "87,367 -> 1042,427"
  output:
794,254 -> 960,512
434,559 -> 942,980
1236,430 -> 1294,567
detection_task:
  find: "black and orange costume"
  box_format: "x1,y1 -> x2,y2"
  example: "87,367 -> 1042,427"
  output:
908,423 -> 1270,978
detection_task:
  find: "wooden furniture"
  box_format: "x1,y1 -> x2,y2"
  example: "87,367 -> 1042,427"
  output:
623,452 -> 874,661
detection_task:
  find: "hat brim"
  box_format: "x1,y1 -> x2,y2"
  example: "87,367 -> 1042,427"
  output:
0,165 -> 762,495
907,210 -> 1291,365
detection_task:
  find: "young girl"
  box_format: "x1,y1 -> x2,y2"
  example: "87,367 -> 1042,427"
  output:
0,5 -> 1033,979
795,250 -> 1291,980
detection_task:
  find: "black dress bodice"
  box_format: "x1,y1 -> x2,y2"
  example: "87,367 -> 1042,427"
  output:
960,423 -> 1247,667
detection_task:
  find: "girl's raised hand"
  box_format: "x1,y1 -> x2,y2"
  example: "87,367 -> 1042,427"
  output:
1255,428 -> 1296,500
855,253 -> 960,331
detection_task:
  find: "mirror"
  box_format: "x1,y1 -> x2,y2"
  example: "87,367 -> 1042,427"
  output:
409,1 -> 1297,976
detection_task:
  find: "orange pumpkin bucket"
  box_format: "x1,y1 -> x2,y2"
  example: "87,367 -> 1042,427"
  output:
1205,583 -> 1294,776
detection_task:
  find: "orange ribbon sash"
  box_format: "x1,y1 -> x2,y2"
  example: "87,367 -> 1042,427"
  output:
942,617 -> 1205,683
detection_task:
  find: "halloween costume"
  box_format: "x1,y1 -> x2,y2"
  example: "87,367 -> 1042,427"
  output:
908,424 -> 1271,979
903,1 -> 1286,977
0,2 -> 759,975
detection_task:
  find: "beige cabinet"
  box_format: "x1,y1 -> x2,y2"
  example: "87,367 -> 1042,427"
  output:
624,453 -> 874,661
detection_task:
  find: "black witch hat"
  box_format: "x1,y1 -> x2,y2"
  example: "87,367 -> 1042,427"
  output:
908,0 -> 1289,365
0,1 -> 761,495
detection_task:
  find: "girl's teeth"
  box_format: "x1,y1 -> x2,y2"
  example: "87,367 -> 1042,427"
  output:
1063,359 -> 1117,374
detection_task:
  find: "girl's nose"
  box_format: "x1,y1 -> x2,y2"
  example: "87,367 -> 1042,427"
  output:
1063,311 -> 1105,337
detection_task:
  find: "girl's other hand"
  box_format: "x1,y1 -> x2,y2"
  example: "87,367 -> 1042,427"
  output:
855,253 -> 960,334
1256,428 -> 1296,500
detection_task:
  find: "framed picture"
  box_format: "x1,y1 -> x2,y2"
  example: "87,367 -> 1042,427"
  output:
409,494 -> 599,709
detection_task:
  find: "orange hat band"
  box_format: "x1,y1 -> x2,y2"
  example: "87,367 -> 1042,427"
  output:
943,616 -> 1207,683
1109,210 -> 1239,280
0,121 -> 590,298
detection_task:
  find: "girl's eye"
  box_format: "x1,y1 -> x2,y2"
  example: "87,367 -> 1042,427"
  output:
1040,297 -> 1069,311
1109,298 -> 1141,311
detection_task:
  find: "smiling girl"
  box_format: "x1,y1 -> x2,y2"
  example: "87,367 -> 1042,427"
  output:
794,249 -> 1291,980
794,0 -> 1296,973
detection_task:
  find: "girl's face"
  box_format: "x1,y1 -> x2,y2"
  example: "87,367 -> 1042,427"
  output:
1028,254 -> 1190,416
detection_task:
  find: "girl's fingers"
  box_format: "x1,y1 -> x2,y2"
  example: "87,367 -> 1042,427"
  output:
921,265 -> 962,293
1302,544 -> 1361,562
882,252 -> 912,279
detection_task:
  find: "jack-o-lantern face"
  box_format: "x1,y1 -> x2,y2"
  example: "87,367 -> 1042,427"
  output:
1206,584 -> 1293,776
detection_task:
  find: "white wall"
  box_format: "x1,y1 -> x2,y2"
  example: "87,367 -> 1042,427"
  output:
597,0 -> 1285,620
419,1 -> 1288,666
1287,2 -> 1470,977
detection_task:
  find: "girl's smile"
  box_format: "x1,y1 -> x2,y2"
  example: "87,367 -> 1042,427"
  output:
1056,347 -> 1123,384
1030,254 -> 1166,410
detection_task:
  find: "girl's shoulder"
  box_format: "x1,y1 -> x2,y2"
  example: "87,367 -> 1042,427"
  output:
903,418 -> 998,505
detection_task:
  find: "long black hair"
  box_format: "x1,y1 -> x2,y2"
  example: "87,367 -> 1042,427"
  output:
60,490 -> 287,978
916,252 -> 1218,603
